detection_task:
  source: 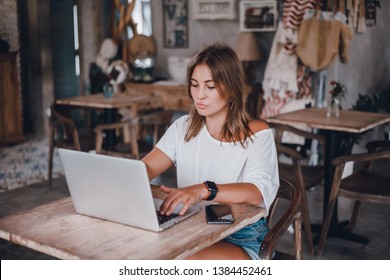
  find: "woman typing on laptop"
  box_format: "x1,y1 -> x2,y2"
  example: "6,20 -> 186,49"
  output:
141,44 -> 279,260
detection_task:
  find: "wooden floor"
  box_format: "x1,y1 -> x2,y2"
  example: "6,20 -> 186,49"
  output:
1,169 -> 390,260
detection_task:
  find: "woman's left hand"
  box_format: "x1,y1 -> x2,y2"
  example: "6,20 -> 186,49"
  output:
159,184 -> 206,216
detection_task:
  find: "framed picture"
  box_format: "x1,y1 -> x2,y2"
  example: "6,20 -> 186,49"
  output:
191,0 -> 236,20
163,0 -> 189,48
239,0 -> 278,32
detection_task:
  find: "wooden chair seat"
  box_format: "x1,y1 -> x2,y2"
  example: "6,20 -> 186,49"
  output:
340,169 -> 390,203
95,118 -> 140,159
138,110 -> 173,145
279,163 -> 325,190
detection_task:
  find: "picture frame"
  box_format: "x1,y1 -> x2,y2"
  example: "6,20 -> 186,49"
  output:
163,0 -> 189,48
191,0 -> 236,20
239,0 -> 278,32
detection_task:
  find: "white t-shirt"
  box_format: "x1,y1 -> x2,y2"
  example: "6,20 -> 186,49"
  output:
156,115 -> 279,215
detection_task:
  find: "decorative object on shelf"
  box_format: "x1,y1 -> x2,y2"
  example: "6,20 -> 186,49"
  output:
107,60 -> 129,91
95,38 -> 118,74
239,0 -> 277,32
191,0 -> 236,20
163,0 -> 189,48
168,56 -> 192,84
127,34 -> 156,83
327,80 -> 346,117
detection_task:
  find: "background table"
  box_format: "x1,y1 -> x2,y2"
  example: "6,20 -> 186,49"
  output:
266,108 -> 390,245
56,93 -> 161,147
0,186 -> 265,259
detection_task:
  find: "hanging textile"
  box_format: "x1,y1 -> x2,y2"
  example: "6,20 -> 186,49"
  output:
262,0 -> 316,118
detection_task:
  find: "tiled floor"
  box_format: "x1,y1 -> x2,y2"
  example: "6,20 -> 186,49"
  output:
1,168 -> 389,260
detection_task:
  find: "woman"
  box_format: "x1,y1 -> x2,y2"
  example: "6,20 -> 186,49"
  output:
142,44 -> 279,260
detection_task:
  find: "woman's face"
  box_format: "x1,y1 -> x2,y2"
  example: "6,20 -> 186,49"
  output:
190,64 -> 228,119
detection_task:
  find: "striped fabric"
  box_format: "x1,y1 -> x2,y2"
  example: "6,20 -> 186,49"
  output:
282,0 -> 317,55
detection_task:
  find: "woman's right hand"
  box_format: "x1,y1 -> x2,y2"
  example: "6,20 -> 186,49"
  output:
159,184 -> 208,216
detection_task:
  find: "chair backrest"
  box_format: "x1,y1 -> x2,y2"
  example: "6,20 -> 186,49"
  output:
50,104 -> 81,150
270,122 -> 326,157
270,123 -> 324,255
258,177 -> 303,260
94,117 -> 140,159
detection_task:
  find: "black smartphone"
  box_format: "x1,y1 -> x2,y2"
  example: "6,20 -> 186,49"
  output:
205,204 -> 234,224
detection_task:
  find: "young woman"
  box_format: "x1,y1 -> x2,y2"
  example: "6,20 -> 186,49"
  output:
142,44 -> 279,260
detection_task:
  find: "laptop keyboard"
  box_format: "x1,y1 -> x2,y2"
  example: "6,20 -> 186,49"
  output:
156,210 -> 179,225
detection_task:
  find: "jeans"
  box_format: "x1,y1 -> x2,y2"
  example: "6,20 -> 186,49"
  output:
223,217 -> 269,260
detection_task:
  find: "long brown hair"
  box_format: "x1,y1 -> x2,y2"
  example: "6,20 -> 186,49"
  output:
184,44 -> 253,147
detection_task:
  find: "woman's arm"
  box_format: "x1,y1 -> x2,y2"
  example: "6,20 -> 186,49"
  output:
159,182 -> 262,216
141,147 -> 174,180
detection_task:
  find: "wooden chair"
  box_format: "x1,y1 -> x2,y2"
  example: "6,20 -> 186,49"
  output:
270,123 -> 326,255
48,104 -> 94,187
95,109 -> 172,160
94,117 -> 140,159
316,140 -> 390,256
259,177 -> 303,260
138,109 -> 174,145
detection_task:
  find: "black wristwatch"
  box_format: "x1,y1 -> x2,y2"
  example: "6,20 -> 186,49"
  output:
204,181 -> 218,201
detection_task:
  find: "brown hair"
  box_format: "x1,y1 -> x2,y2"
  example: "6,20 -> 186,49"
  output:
184,44 -> 253,147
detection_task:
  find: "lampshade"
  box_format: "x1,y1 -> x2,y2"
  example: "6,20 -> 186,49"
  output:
235,32 -> 262,62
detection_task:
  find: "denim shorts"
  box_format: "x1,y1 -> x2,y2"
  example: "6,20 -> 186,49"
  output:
223,217 -> 269,260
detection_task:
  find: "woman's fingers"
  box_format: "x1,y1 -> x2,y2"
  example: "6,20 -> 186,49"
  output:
160,185 -> 172,194
161,192 -> 188,215
159,185 -> 202,215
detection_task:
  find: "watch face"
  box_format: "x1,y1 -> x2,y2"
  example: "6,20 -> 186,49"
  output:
206,181 -> 218,191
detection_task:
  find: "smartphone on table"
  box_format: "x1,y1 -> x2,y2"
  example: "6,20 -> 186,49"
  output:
205,204 -> 234,224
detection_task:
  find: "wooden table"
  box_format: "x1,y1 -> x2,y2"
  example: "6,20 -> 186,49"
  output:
125,81 -> 253,112
0,186 -> 265,259
56,93 -> 161,146
125,82 -> 192,111
266,108 -> 390,245
56,93 -> 161,115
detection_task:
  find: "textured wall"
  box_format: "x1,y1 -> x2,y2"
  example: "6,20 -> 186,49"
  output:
0,0 -> 19,51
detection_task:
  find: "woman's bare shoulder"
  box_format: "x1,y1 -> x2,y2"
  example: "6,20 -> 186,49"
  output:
249,119 -> 270,134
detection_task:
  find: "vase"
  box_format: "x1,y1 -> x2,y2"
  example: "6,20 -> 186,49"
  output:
327,97 -> 340,117
103,83 -> 114,98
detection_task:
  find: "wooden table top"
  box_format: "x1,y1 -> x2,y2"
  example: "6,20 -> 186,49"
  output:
265,108 -> 390,134
0,186 -> 264,260
56,93 -> 161,109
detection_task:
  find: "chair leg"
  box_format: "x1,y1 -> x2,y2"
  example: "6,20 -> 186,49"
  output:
130,126 -> 140,159
294,160 -> 314,255
347,200 -> 362,231
48,121 -> 55,188
300,190 -> 315,255
294,212 -> 303,260
95,131 -> 103,154
48,145 -> 54,188
316,165 -> 344,256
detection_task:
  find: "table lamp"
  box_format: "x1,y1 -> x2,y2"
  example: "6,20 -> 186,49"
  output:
235,32 -> 262,84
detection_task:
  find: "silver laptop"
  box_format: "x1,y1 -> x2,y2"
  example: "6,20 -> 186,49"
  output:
58,148 -> 201,232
